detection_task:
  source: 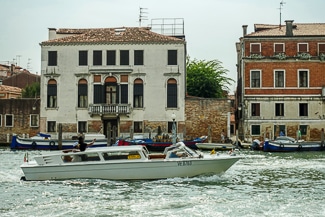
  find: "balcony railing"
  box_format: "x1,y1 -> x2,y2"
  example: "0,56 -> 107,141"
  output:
88,104 -> 131,115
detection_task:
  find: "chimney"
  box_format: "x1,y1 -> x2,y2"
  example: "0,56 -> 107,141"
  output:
48,28 -> 57,40
285,20 -> 294,37
242,25 -> 248,36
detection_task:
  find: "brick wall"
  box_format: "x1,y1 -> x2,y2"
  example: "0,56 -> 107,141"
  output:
185,98 -> 231,142
0,99 -> 40,143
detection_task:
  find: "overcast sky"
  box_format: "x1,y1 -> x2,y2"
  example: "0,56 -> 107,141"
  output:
1,0 -> 324,92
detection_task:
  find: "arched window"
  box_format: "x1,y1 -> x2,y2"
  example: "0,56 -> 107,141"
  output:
78,79 -> 88,108
105,77 -> 117,104
134,79 -> 143,108
47,79 -> 57,108
167,78 -> 177,108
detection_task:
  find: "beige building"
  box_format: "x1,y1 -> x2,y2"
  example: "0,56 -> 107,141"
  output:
39,26 -> 186,140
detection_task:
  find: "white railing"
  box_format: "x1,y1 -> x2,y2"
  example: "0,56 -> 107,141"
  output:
88,104 -> 131,115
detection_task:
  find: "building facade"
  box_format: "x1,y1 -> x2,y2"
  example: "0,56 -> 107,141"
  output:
0,99 -> 40,143
39,27 -> 186,140
236,21 -> 325,141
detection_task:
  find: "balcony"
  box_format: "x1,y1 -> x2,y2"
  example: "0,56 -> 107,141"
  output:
88,104 -> 131,115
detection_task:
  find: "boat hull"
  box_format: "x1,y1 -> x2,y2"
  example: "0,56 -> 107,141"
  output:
263,141 -> 325,152
21,157 -> 240,181
195,143 -> 234,150
11,135 -> 108,150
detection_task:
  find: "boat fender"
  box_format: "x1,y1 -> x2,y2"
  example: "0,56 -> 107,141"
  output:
31,141 -> 37,149
49,141 -> 55,147
279,143 -> 284,148
298,144 -> 302,150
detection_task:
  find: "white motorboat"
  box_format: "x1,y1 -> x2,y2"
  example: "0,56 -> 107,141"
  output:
195,143 -> 234,150
20,142 -> 242,181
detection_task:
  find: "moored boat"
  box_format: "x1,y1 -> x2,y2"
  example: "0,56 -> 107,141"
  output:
20,142 -> 242,181
195,143 -> 234,150
11,133 -> 108,150
263,136 -> 325,152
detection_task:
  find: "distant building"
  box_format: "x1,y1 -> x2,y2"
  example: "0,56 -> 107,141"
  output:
0,98 -> 40,143
39,26 -> 186,140
0,85 -> 21,99
236,20 -> 325,141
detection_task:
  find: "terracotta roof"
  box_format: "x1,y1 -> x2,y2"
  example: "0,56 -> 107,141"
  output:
246,23 -> 325,37
42,27 -> 185,45
0,85 -> 22,92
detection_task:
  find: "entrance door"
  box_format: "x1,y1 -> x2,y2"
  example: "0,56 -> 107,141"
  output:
103,119 -> 118,145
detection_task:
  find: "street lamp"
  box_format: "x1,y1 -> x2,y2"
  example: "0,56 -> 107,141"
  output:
171,113 -> 176,145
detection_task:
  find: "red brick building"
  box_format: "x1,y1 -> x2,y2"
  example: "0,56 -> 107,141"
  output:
236,20 -> 325,141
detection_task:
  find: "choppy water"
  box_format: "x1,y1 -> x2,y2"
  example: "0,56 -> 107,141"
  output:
0,147 -> 324,217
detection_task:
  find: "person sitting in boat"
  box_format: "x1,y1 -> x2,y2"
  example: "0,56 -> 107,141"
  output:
280,130 -> 285,137
77,136 -> 96,152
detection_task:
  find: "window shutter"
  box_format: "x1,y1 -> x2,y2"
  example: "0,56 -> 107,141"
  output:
78,84 -> 88,95
48,84 -> 57,96
93,51 -> 102,65
168,50 -> 177,65
134,84 -> 143,95
298,44 -> 308,52
94,85 -> 104,104
79,51 -> 88,65
120,84 -> 128,104
256,104 -> 260,116
251,44 -> 260,54
167,84 -> 177,108
120,50 -> 129,65
107,50 -> 116,65
319,44 -> 325,53
48,51 -> 57,66
134,50 -> 144,65
274,44 -> 284,53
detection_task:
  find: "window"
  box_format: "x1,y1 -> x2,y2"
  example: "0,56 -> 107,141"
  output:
78,79 -> 88,108
299,103 -> 308,116
48,51 -> 57,66
274,70 -> 285,87
167,78 -> 177,108
78,121 -> 87,133
300,125 -> 308,135
318,43 -> 325,55
107,50 -> 116,65
79,51 -> 88,66
251,103 -> 260,116
30,115 -> 39,127
120,50 -> 129,65
275,103 -> 284,116
298,43 -> 308,53
105,77 -> 118,104
250,43 -> 261,55
134,121 -> 143,133
274,43 -> 284,54
93,50 -> 102,65
275,125 -> 286,136
168,121 -> 177,133
48,121 -> 56,132
120,84 -> 128,104
93,84 -> 105,104
134,79 -> 143,108
251,125 -> 260,135
47,79 -> 57,108
251,70 -> 261,88
134,50 -> 144,65
168,50 -> 177,65
5,114 -> 13,127
298,70 -> 308,88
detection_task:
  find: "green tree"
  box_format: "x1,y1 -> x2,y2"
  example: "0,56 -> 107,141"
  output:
22,82 -> 40,98
186,58 -> 234,98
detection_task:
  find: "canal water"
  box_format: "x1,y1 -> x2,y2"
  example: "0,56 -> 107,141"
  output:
0,148 -> 324,217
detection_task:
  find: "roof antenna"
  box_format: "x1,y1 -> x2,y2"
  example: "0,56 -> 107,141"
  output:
278,1 -> 286,27
138,7 -> 148,27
